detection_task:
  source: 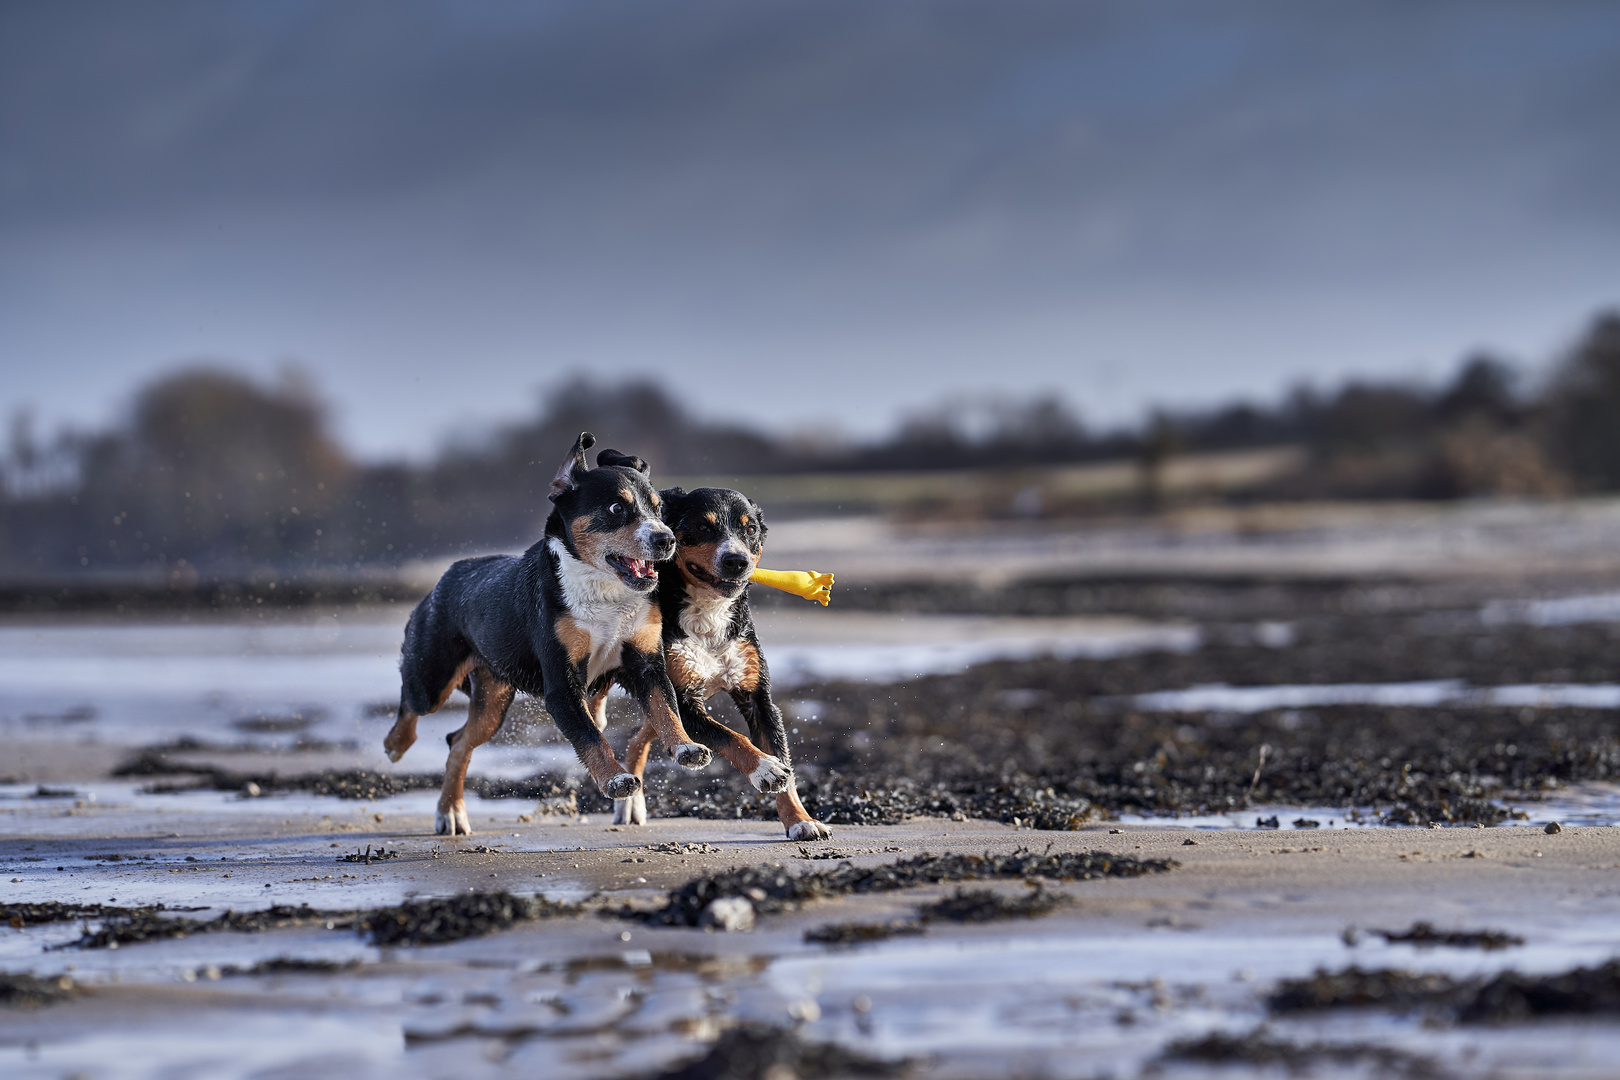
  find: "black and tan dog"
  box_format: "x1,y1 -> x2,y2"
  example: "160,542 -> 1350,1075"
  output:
615,486 -> 832,840
383,433 -> 716,835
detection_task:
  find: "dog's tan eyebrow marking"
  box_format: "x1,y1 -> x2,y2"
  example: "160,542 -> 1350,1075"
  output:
739,514 -> 749,524
619,489 -> 634,502
704,512 -> 717,523
650,494 -> 661,507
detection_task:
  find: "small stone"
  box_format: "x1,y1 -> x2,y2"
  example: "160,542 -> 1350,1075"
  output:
242,782 -> 262,798
699,897 -> 756,932
1182,838 -> 1199,845
1544,821 -> 1562,834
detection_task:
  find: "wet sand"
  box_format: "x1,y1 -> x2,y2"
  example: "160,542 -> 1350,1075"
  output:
9,505 -> 1620,1077
6,783 -> 1620,1079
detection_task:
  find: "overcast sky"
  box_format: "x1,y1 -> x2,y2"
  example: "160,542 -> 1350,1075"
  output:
3,0 -> 1618,459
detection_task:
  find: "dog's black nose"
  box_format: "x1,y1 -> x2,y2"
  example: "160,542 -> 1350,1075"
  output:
652,533 -> 676,561
719,552 -> 751,578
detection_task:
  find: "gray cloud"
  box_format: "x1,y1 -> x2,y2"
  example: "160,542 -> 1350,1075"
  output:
3,0 -> 1619,456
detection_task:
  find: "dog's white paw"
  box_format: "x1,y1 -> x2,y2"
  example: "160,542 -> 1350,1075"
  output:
674,743 -> 712,770
385,747 -> 406,763
787,819 -> 832,841
604,772 -> 642,800
749,756 -> 792,794
435,802 -> 472,836
613,791 -> 648,826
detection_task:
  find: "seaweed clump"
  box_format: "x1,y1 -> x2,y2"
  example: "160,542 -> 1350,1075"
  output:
1271,961 -> 1620,1023
0,972 -> 79,1009
652,848 -> 1173,927
645,1021 -> 904,1080
62,904 -> 345,950
358,891 -> 577,947
1372,921 -> 1524,950
1162,1029 -> 1440,1078
917,885 -> 1066,923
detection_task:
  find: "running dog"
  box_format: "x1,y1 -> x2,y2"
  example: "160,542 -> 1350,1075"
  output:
615,486 -> 833,840
383,433 -> 720,835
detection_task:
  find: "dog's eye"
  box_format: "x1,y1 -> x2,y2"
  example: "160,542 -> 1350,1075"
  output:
608,502 -> 624,516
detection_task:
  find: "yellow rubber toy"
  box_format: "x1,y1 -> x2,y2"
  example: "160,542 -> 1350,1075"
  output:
749,567 -> 834,606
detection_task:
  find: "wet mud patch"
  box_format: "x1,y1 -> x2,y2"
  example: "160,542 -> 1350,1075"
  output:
1271,960 -> 1620,1023
650,848 -> 1174,927
644,1021 -> 906,1080
1160,1029 -> 1442,1079
0,972 -> 79,1009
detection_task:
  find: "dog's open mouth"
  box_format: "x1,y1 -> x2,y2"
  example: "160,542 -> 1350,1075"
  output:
685,560 -> 746,592
607,554 -> 659,588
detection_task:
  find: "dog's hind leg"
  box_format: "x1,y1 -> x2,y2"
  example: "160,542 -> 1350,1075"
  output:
614,716 -> 655,826
383,700 -> 418,763
437,666 -> 515,836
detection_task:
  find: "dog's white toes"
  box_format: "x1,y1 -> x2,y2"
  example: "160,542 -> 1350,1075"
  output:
787,819 -> 832,841
613,793 -> 648,826
385,748 -> 405,763
604,772 -> 642,800
435,804 -> 473,836
674,743 -> 712,770
749,756 -> 792,794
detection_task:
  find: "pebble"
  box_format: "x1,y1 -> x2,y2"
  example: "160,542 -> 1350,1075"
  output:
1544,821 -> 1562,834
699,897 -> 756,932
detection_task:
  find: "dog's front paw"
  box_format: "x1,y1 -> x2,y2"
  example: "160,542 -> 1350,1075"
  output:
787,819 -> 832,841
603,772 -> 643,800
613,791 -> 648,826
748,755 -> 792,794
435,802 -> 472,836
673,743 -> 712,770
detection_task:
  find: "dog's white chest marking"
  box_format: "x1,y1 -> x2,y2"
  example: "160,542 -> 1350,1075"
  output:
549,538 -> 653,686
672,592 -> 750,697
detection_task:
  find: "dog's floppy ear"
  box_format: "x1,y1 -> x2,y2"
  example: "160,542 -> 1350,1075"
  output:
596,448 -> 650,475
549,431 -> 596,500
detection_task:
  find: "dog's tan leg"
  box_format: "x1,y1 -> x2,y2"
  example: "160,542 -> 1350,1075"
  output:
383,702 -> 418,763
613,718 -> 656,826
776,781 -> 831,841
385,656 -> 477,762
625,619 -> 710,770
437,666 -> 514,836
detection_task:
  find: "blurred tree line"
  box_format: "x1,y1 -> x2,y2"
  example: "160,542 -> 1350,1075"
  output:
2,310 -> 1617,577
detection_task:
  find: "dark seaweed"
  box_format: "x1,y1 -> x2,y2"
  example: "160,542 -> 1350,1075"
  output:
0,972 -> 79,1009
3,901 -> 193,927
1372,921 -> 1524,951
651,849 -> 1173,927
59,893 -> 578,950
803,919 -> 926,946
644,1021 -> 905,1079
1161,1029 -> 1442,1078
1271,961 -> 1620,1023
917,885 -> 1066,923
358,892 -> 578,947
